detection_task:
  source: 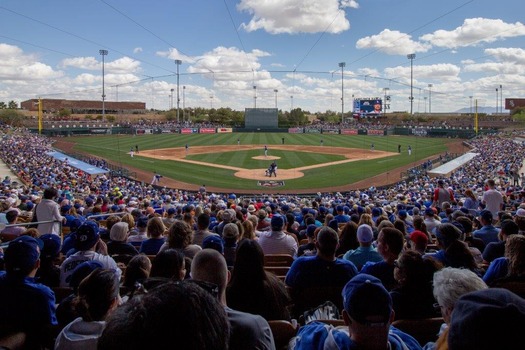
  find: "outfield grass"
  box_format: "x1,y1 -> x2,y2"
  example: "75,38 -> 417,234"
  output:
67,133 -> 449,191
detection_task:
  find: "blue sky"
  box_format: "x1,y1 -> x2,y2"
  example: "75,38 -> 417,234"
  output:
1,0 -> 524,114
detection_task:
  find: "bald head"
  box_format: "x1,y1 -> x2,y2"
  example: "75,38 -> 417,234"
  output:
191,249 -> 228,301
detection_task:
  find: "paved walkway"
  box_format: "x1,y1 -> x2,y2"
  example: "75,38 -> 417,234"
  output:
0,159 -> 21,184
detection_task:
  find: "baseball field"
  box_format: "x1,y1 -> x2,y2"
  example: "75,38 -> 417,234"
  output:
54,133 -> 463,194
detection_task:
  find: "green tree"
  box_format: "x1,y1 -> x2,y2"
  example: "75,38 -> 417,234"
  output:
0,102 -> 7,109
0,109 -> 24,126
105,115 -> 116,122
8,100 -> 18,109
58,108 -> 72,118
165,109 -> 177,121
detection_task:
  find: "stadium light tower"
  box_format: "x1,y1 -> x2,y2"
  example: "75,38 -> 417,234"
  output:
338,62 -> 346,123
407,53 -> 416,115
496,88 -> 499,115
383,88 -> 390,115
274,89 -> 278,108
428,83 -> 433,114
500,84 -> 503,114
253,85 -> 257,108
170,88 -> 174,110
183,85 -> 186,122
175,59 -> 182,123
290,95 -> 294,111
469,95 -> 473,115
99,49 -> 108,118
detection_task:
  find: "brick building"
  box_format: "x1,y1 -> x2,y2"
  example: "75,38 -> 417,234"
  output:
20,99 -> 146,114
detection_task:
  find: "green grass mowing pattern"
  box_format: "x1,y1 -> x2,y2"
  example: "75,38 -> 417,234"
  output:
187,149 -> 346,169
67,133 -> 449,190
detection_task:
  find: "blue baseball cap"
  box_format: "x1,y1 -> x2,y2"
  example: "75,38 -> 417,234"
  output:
202,235 -> 224,254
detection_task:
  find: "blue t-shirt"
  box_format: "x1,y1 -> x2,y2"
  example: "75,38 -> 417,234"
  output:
285,255 -> 358,290
139,237 -> 166,255
360,260 -> 397,290
290,321 -> 423,350
483,257 -> 508,286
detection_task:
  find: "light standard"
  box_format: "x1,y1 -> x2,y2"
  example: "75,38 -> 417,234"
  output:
383,88 -> 390,115
338,62 -> 346,123
407,53 -> 416,115
500,84 -> 503,114
175,59 -> 182,123
170,88 -> 174,110
469,96 -> 473,115
99,49 -> 108,118
495,88 -> 499,115
290,95 -> 294,111
274,89 -> 278,108
210,95 -> 213,109
424,96 -> 427,113
428,83 -> 433,114
253,85 -> 257,108
183,86 -> 186,122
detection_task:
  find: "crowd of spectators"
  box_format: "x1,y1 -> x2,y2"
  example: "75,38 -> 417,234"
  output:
1,124 -> 525,349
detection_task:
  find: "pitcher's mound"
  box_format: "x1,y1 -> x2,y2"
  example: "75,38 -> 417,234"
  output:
252,155 -> 280,160
235,169 -> 304,180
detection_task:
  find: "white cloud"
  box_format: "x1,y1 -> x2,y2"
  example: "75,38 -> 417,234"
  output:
156,48 -> 194,63
356,29 -> 432,55
237,0 -> 355,34
61,57 -> 99,70
420,18 -> 525,49
484,47 -> 525,65
0,44 -> 62,81
384,63 -> 460,82
133,47 -> 143,54
61,56 -> 140,74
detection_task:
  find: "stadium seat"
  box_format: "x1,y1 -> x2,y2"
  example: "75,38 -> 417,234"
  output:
264,254 -> 294,267
268,320 -> 298,350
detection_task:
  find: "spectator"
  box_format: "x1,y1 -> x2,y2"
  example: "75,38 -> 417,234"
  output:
223,222 -> 239,267
258,214 -> 298,256
35,233 -> 62,288
35,187 -> 66,235
472,210 -> 500,246
343,224 -> 382,271
226,239 -> 291,321
159,220 -> 202,259
193,213 -> 218,246
289,274 -> 421,349
0,209 -> 25,241
190,249 -> 276,350
98,281 -> 230,350
427,267 -> 488,350
59,220 -> 121,287
296,224 -> 317,257
448,288 -> 525,350
481,179 -> 504,219
240,218 -> 257,241
407,230 -> 429,254
336,220 -> 359,256
120,254 -> 151,300
147,248 -> 186,284
390,250 -> 442,320
0,236 -> 58,349
107,222 -> 139,257
54,268 -> 121,350
360,227 -> 405,291
127,216 -> 148,249
138,216 -> 167,255
482,219 -> 518,263
483,234 -> 525,286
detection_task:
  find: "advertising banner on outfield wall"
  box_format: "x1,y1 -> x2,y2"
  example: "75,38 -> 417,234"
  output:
217,128 -> 233,133
90,129 -> 109,134
304,128 -> 321,134
412,128 -> 428,136
367,129 -> 385,135
181,128 -> 198,134
199,128 -> 216,134
323,129 -> 339,134
136,129 -> 153,134
288,127 -> 303,134
341,129 -> 358,135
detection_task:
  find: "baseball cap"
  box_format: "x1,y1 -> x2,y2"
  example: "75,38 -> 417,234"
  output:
69,260 -> 104,291
449,288 -> 525,350
70,218 -> 83,232
137,216 -> 149,228
424,208 -> 435,216
5,236 -> 43,273
75,221 -> 100,250
398,209 -> 407,218
357,224 -> 374,243
202,235 -> 224,254
167,207 -> 176,215
372,207 -> 382,217
39,233 -> 62,259
479,209 -> 493,222
247,204 -> 256,213
342,274 -> 392,325
221,210 -> 232,222
271,214 -> 286,230
306,224 -> 317,238
409,230 -> 428,246
515,208 -> 525,218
